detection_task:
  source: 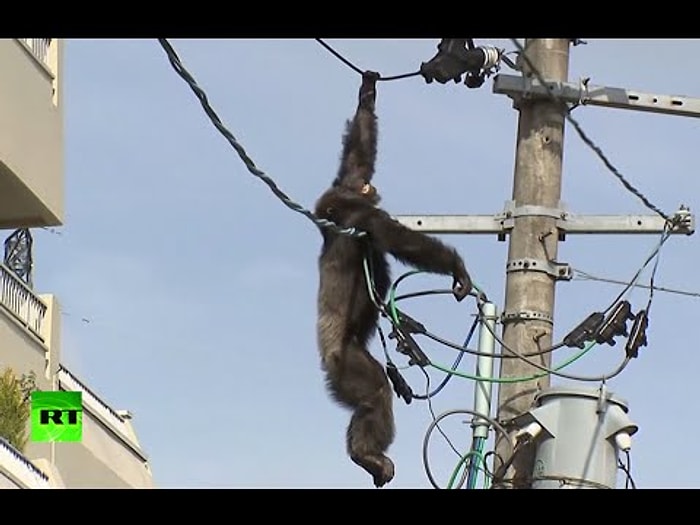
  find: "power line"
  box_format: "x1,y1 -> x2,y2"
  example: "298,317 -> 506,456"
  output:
509,39 -> 673,222
574,269 -> 700,298
156,38 -> 366,239
314,39 -> 421,81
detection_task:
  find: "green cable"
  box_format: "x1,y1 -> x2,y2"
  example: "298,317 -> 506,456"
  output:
387,269 -> 598,383
387,270 -> 485,325
389,270 -> 423,324
478,438 -> 490,489
447,448 -> 488,489
429,340 -> 596,383
467,437 -> 485,490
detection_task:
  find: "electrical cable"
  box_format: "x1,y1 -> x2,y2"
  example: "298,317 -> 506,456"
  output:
377,276 -> 565,364
315,39 -> 421,81
644,223 -> 670,315
386,270 -> 618,382
388,273 -> 566,360
412,315 -> 479,400
419,367 -> 462,460
530,474 -> 612,489
489,439 -> 529,487
395,288 -> 565,358
509,38 -> 673,222
477,303 -> 633,383
600,225 -> 675,314
446,450 -> 476,489
427,329 -> 565,359
158,37 -> 668,487
618,449 -> 637,489
465,435 -> 488,489
447,445 -> 489,489
157,38 -> 366,239
386,221 -> 676,381
574,270 -> 700,299
481,450 -> 504,480
422,408 -> 513,490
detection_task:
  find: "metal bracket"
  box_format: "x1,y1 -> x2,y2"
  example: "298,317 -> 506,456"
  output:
394,205 -> 694,239
493,73 -> 700,119
506,258 -> 572,281
497,201 -> 568,240
502,310 -> 554,325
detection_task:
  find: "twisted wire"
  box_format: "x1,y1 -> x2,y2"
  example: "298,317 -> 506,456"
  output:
510,38 -> 673,222
157,38 -> 366,238
574,270 -> 700,298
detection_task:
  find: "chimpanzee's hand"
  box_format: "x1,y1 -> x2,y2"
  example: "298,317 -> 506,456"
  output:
452,270 -> 473,302
359,71 -> 380,109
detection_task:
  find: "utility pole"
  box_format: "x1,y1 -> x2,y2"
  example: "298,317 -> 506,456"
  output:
492,38 -> 571,488
395,38 -> 697,489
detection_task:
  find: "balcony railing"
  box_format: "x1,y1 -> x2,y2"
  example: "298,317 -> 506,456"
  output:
57,367 -> 149,461
0,437 -> 51,489
0,262 -> 46,341
17,38 -> 52,71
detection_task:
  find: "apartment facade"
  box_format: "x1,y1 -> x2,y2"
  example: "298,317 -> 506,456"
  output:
0,38 -> 154,488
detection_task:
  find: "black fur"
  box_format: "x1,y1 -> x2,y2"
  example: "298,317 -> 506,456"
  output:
315,72 -> 472,487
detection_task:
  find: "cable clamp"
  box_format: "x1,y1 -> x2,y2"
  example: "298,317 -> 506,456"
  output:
501,310 -> 554,325
496,201 -> 569,240
506,258 -> 572,281
577,76 -> 591,106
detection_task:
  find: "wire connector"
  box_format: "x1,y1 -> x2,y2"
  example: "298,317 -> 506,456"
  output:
388,310 -> 431,367
625,310 -> 649,358
563,312 -> 605,348
420,39 -> 502,88
595,300 -> 634,346
385,363 -> 414,405
389,329 -> 431,368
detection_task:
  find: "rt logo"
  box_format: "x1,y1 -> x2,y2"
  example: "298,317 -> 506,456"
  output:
31,391 -> 83,443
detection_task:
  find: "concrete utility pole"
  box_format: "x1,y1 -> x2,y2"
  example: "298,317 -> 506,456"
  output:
394,38 -> 698,489
493,38 -> 571,488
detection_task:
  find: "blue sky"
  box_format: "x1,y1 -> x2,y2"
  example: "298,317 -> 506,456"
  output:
31,39 -> 700,488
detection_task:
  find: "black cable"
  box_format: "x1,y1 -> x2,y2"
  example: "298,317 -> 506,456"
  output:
509,39 -> 673,222
156,39 -> 366,239
477,302 -> 633,382
618,450 -> 637,489
420,368 -> 462,461
315,39 -> 421,82
531,474 -> 612,489
412,315 -> 480,400
386,226 -> 672,379
425,319 -> 565,359
393,288 -> 564,359
481,450 -> 503,484
491,440 -> 526,485
645,224 -> 671,316
602,226 -> 675,315
422,408 -> 513,490
574,270 -> 700,299
315,38 -> 364,75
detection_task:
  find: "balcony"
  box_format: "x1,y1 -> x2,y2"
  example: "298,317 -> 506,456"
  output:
0,261 -> 46,342
49,367 -> 155,488
0,437 -> 52,489
0,39 -> 64,228
17,40 -> 51,70
1,259 -> 154,488
0,262 -> 54,395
